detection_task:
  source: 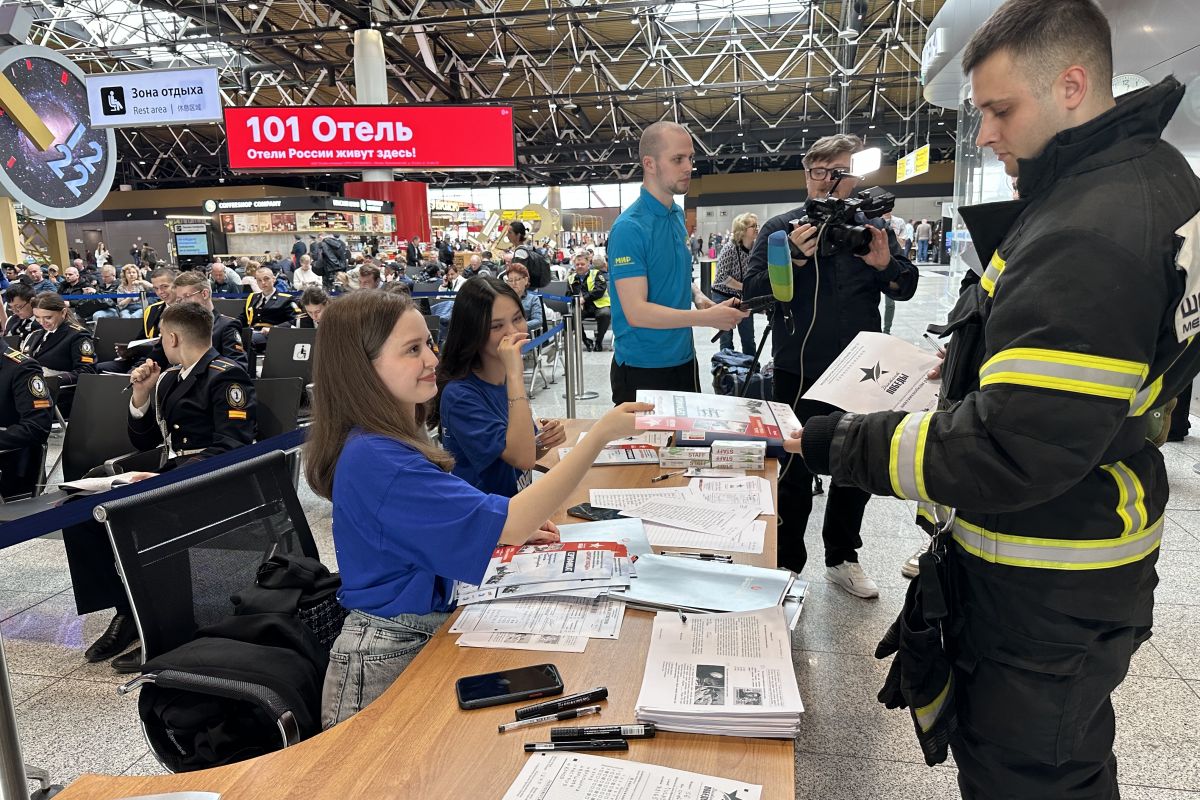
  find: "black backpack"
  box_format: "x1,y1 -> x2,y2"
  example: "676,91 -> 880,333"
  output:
525,248 -> 551,289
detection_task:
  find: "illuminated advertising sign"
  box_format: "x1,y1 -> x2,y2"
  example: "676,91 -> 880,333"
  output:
224,105 -> 516,171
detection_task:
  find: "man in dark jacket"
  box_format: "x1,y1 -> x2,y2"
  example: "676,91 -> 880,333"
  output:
0,347 -> 52,499
743,133 -> 917,599
790,2 -> 1200,796
290,235 -> 307,271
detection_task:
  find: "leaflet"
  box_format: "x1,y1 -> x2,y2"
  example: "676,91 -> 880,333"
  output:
450,595 -> 625,639
501,753 -> 762,800
478,542 -> 625,588
621,500 -> 760,539
456,632 -> 588,653
558,517 -> 653,558
620,555 -> 791,613
557,445 -> 659,466
645,520 -> 765,555
690,476 -> 775,516
633,389 -> 802,455
802,331 -> 941,413
589,487 -> 690,510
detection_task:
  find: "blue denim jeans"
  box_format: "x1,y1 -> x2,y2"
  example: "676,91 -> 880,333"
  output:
320,608 -> 450,728
711,290 -> 756,355
917,239 -> 930,262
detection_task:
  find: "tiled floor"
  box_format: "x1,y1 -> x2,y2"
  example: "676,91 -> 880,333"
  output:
5,273 -> 1199,796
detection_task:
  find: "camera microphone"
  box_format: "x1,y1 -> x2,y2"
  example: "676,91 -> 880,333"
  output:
767,230 -> 794,303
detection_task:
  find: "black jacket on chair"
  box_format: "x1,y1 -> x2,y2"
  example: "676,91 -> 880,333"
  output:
129,349 -> 257,469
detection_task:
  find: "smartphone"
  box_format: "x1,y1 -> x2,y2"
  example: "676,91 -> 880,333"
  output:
567,503 -> 626,522
455,663 -> 565,710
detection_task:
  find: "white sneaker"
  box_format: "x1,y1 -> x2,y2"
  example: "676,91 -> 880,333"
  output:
901,537 -> 931,580
826,562 -> 880,599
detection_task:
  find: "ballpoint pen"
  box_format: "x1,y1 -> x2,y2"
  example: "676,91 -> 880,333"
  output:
922,332 -> 947,357
651,470 -> 687,483
498,705 -> 602,733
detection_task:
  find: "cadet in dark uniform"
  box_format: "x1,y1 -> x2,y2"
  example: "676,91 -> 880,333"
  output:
3,285 -> 38,343
23,292 -> 95,416
94,267 -> 177,375
68,301 -> 257,671
242,266 -> 300,351
0,347 -> 53,499
149,271 -> 248,372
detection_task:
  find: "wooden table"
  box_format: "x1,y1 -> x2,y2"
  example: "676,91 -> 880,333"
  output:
55,420 -> 792,799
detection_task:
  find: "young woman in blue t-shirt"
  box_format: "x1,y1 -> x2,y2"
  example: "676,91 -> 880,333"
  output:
305,290 -> 649,727
436,277 -> 567,497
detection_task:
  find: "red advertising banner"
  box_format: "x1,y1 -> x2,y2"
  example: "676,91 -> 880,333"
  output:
223,105 -> 516,171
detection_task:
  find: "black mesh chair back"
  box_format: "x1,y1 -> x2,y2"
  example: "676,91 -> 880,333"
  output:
545,280 -> 570,299
259,327 -> 316,382
254,378 -> 304,440
212,298 -> 245,320
93,317 -> 145,362
61,373 -> 135,481
96,450 -> 319,662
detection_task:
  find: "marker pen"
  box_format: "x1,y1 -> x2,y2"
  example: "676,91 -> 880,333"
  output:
551,723 -> 656,741
498,705 -> 602,733
524,739 -> 628,753
514,687 -> 608,720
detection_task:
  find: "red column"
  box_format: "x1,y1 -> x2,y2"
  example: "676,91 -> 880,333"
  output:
343,180 -> 431,242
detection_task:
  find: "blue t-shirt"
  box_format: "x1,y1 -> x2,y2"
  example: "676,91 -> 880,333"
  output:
607,186 -> 696,369
440,374 -> 527,497
332,431 -> 508,617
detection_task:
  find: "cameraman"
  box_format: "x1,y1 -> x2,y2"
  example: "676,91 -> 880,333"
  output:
743,133 -> 917,599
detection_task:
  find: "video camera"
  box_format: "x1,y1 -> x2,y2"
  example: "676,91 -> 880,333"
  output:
797,184 -> 896,258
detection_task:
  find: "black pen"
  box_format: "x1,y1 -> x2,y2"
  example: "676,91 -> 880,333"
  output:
498,705 -> 601,733
515,687 -> 608,720
662,552 -> 733,562
651,470 -> 686,483
524,739 -> 628,752
921,333 -> 947,357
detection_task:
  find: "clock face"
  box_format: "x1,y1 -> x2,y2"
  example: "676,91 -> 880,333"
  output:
1112,73 -> 1151,98
0,45 -> 116,219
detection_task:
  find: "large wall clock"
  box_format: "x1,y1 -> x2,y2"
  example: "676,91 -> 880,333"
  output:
0,45 -> 116,220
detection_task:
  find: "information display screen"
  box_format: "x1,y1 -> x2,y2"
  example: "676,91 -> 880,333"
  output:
174,232 -> 209,256
224,105 -> 516,171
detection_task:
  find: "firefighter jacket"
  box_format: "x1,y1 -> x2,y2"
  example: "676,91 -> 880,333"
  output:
802,77 -> 1200,618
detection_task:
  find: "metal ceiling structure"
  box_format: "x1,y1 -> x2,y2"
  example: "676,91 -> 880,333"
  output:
18,0 -> 954,191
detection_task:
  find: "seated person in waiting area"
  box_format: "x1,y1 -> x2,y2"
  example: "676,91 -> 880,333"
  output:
305,290 -> 651,727
436,278 -> 567,498
147,271 -> 247,372
64,301 -> 258,674
242,266 -> 301,351
567,253 -> 611,351
0,346 -> 52,500
299,286 -> 329,328
22,292 -> 96,417
502,264 -> 544,334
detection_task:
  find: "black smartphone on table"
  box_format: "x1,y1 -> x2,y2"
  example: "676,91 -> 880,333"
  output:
455,663 -> 565,710
567,503 -> 626,522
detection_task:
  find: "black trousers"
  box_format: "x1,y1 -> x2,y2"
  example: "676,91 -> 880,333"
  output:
610,357 -> 700,405
773,368 -> 869,572
63,518 -> 130,617
582,307 -> 611,348
947,554 -> 1148,800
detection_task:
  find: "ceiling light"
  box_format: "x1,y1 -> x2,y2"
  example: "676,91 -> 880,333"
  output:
385,30 -> 395,37
595,103 -> 602,109
563,100 -> 577,109
631,17 -> 640,25
546,21 -> 555,30
466,29 -> 475,36
663,100 -> 670,105
823,79 -> 838,94
502,69 -> 510,77
247,2 -> 258,8
574,65 -> 582,73
737,131 -> 744,137
868,124 -> 876,129
802,128 -> 809,132
314,43 -> 323,49
531,107 -> 539,113
938,121 -> 945,126
138,160 -> 146,165
338,23 -> 348,30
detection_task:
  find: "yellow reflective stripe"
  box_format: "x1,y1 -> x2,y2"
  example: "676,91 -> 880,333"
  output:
952,517 -> 1162,570
915,674 -> 953,733
1121,461 -> 1148,535
979,348 -> 1148,402
1100,464 -> 1134,535
888,412 -> 934,502
1101,461 -> 1147,536
980,251 -> 1005,297
1129,374 -> 1163,417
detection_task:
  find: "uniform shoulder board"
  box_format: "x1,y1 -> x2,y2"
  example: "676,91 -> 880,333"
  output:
209,358 -> 235,371
68,322 -> 89,333
3,348 -> 29,363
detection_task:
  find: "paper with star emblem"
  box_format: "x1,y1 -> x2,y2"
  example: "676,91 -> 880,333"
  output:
502,752 -> 762,800
802,331 -> 941,413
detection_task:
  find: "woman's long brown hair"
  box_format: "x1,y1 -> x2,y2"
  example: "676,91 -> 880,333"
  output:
304,289 -> 453,500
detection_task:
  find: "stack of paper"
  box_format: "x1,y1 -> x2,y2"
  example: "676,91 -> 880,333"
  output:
712,440 -> 766,470
451,520 -> 651,652
557,431 -> 670,466
635,607 -> 804,738
634,389 -> 802,457
455,541 -> 635,606
502,752 -> 762,800
620,555 -> 793,613
589,477 -> 773,555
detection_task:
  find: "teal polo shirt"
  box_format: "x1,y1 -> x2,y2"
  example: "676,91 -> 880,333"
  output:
608,187 -> 695,369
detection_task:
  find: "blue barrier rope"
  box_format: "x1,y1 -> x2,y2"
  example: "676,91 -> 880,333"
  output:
521,321 -> 566,353
0,428 -> 306,549
532,291 -> 576,304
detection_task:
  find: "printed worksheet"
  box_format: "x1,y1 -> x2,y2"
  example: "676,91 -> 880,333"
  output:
456,632 -> 588,653
501,752 -> 762,800
644,520 -> 766,554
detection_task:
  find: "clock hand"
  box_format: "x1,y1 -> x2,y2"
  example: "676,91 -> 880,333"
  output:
0,72 -> 55,152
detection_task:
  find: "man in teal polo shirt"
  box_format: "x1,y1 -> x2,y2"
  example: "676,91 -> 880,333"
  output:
608,121 -> 748,403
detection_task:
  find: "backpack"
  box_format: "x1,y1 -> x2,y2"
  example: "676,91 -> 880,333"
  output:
523,248 -> 552,289
711,349 -> 772,400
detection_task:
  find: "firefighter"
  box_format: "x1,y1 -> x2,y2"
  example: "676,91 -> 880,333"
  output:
785,1 -> 1200,797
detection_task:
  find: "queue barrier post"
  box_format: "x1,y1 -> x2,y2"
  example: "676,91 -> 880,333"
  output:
562,313 -> 578,418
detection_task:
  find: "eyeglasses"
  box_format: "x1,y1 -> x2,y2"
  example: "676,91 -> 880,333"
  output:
805,167 -> 855,180
176,288 -> 206,301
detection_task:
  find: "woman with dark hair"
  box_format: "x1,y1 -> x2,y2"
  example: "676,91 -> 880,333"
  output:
23,292 -> 96,415
304,290 -> 650,726
436,277 -> 566,496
